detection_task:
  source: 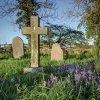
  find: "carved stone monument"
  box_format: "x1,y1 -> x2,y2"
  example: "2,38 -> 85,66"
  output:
12,36 -> 24,59
21,16 -> 48,73
51,43 -> 63,61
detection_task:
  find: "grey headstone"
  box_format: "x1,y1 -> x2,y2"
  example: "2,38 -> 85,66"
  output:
12,36 -> 24,58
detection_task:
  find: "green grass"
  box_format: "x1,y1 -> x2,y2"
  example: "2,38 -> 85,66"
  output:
0,58 -> 30,78
0,53 -> 99,78
0,52 -> 100,100
40,53 -> 98,67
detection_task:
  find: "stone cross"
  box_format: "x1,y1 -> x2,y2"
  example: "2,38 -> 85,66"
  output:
22,16 -> 48,68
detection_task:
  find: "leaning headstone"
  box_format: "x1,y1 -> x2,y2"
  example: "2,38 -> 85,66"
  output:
51,43 -> 63,61
12,36 -> 24,59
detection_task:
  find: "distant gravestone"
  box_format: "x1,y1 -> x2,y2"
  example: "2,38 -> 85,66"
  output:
12,36 -> 24,59
51,43 -> 63,61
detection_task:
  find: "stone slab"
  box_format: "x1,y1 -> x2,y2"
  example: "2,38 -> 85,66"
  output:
51,43 -> 63,61
12,36 -> 24,59
23,67 -> 43,73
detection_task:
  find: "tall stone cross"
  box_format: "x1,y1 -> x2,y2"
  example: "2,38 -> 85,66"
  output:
22,16 -> 48,68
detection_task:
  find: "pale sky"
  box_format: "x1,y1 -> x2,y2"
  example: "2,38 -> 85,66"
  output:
0,0 -> 82,44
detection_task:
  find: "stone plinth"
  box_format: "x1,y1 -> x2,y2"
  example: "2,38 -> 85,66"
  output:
23,67 -> 43,73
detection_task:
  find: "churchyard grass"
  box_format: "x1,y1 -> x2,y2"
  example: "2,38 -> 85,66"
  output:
0,52 -> 100,100
0,58 -> 30,78
0,52 -> 98,78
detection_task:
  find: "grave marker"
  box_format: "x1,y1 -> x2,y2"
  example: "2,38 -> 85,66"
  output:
21,16 -> 48,72
12,36 -> 24,59
51,43 -> 63,61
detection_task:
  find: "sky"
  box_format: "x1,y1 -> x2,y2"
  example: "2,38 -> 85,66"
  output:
0,0 -> 82,44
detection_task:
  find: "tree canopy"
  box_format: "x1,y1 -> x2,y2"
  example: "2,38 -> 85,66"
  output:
0,0 -> 55,27
41,24 -> 87,48
72,0 -> 100,57
0,0 -> 55,51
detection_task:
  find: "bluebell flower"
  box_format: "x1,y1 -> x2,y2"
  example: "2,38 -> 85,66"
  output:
67,64 -> 76,73
74,72 -> 81,82
81,71 -> 89,79
60,65 -> 67,71
88,70 -> 92,79
50,73 -> 58,83
47,79 -> 52,88
47,73 -> 59,87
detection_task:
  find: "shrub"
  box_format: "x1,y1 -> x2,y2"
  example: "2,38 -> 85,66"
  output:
0,52 -> 12,59
64,50 -> 69,59
95,62 -> 100,72
77,50 -> 88,60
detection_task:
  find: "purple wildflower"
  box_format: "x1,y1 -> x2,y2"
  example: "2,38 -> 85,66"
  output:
88,70 -> 92,76
50,73 -> 58,83
60,65 -> 67,71
81,71 -> 89,79
75,73 -> 81,82
74,71 -> 82,82
67,64 -> 76,73
88,70 -> 92,79
47,79 -> 52,87
47,73 -> 59,87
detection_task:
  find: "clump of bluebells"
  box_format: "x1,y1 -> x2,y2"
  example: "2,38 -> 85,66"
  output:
47,62 -> 100,85
46,61 -> 100,99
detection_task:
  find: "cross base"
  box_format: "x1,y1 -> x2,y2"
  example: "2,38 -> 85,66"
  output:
23,67 -> 43,73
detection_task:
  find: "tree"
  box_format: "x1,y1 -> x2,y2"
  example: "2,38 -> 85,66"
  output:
73,0 -> 100,57
41,24 -> 87,48
0,0 -> 55,51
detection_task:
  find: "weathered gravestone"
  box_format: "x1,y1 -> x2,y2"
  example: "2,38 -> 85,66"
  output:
51,43 -> 63,61
21,16 -> 48,73
12,36 -> 24,59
